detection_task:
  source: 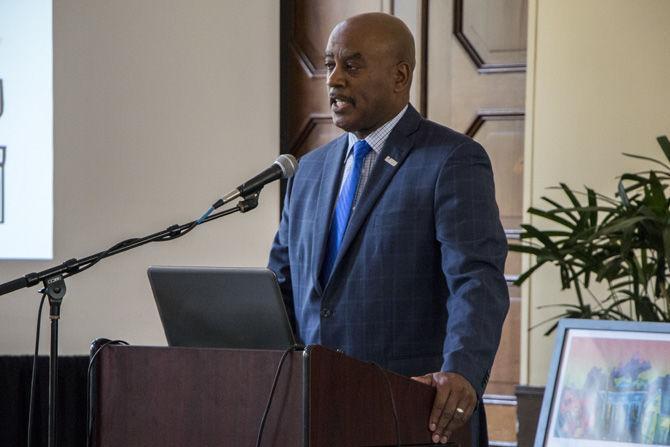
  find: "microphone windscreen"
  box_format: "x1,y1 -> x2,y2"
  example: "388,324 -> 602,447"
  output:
275,154 -> 298,179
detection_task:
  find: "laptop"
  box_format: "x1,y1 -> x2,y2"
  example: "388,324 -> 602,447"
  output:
147,266 -> 296,350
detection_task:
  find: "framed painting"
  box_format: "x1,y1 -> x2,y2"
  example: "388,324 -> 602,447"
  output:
535,319 -> 670,447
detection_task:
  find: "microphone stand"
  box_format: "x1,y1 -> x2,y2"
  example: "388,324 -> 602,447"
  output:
0,191 -> 261,447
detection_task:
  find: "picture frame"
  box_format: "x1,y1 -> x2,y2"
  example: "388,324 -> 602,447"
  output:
535,319 -> 670,447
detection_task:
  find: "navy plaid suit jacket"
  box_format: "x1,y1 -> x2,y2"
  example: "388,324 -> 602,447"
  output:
268,105 -> 509,445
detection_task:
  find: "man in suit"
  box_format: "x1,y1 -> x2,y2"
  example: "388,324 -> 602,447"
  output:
268,12 -> 508,446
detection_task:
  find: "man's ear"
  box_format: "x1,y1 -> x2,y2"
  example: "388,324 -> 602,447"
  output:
394,61 -> 412,93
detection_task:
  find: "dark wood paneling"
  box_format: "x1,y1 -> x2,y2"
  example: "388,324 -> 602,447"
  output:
419,0 -> 429,115
93,345 -> 472,447
281,0 -> 384,160
516,386 -> 545,447
307,345 -> 471,446
95,347 -> 303,446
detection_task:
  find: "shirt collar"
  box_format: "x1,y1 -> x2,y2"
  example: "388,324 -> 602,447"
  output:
345,105 -> 409,160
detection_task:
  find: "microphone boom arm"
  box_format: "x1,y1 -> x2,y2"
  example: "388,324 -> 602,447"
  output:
0,192 -> 260,296
0,153 -> 284,447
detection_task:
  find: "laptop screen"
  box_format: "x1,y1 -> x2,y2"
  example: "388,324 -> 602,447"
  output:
148,266 -> 296,350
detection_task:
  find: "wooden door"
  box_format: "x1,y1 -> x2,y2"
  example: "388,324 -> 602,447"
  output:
427,2 -> 526,445
281,1 -> 526,445
281,0 -> 391,158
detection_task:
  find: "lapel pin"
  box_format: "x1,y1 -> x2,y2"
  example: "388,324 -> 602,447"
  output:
384,156 -> 398,167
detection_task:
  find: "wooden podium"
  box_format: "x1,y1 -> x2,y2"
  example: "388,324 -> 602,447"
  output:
89,344 -> 471,446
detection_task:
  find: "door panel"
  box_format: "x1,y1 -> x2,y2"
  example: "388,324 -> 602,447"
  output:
426,1 -> 527,444
473,117 -> 525,230
456,0 -> 528,71
427,0 -> 525,398
282,0 -> 386,158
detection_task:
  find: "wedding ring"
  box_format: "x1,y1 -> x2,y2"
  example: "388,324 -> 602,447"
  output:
455,407 -> 465,415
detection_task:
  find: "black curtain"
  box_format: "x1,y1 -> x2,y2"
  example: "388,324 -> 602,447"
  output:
0,356 -> 88,447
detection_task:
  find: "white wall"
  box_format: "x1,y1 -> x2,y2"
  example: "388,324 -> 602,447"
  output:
0,1 -> 280,354
522,0 -> 670,385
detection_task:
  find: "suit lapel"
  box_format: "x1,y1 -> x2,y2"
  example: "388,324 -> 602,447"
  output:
311,134 -> 348,294
326,106 -> 423,289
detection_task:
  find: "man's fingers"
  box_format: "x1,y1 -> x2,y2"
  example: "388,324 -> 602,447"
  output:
411,374 -> 434,386
422,371 -> 478,443
429,377 -> 450,432
443,399 -> 473,435
442,393 -> 477,440
434,388 -> 461,437
411,373 -> 447,433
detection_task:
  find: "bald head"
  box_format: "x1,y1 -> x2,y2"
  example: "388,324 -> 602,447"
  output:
332,13 -> 416,72
325,13 -> 416,137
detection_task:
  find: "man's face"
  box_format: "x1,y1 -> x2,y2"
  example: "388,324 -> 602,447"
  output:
324,24 -> 399,137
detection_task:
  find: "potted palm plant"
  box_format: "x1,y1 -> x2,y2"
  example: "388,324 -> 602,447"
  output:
510,136 -> 670,334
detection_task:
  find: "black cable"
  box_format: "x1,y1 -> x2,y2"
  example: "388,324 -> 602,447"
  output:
26,293 -> 47,447
372,362 -> 401,447
85,339 -> 129,447
64,206 -> 238,279
255,345 -> 300,447
0,196 -> 256,297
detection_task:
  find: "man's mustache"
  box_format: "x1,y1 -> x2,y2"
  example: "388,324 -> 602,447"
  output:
329,93 -> 355,105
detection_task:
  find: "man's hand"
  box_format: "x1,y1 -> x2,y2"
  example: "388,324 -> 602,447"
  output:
411,371 -> 477,444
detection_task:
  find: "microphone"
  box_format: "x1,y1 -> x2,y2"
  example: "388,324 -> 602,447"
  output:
215,154 -> 298,208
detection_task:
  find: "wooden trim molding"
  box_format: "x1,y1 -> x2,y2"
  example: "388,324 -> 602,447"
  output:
284,0 -> 326,79
468,112 -> 525,286
464,110 -> 525,138
290,40 -> 326,79
453,0 -> 526,74
289,114 -> 333,157
419,0 -> 429,116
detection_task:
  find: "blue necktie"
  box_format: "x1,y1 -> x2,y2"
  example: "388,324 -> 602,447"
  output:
320,139 -> 373,284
